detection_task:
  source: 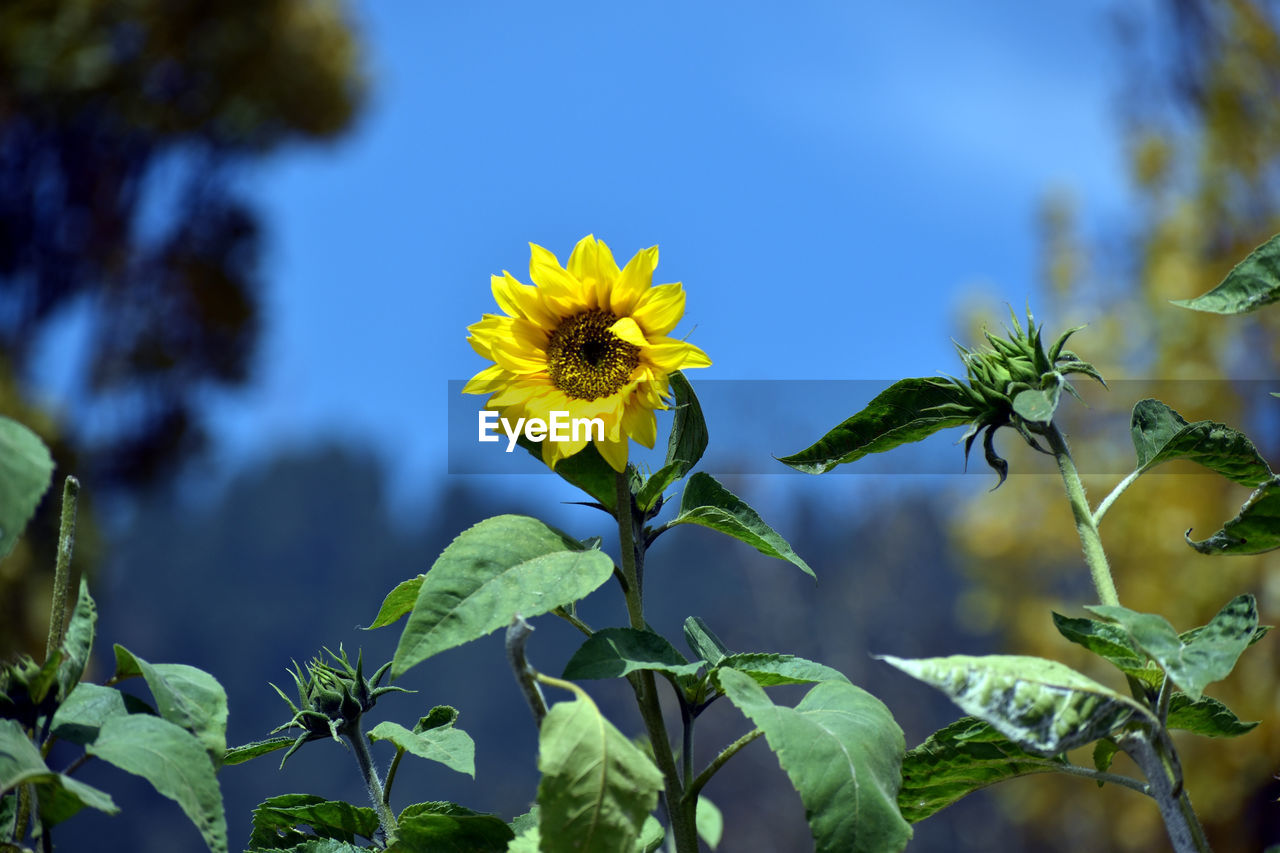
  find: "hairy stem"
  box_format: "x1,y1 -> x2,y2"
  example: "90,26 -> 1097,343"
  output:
614,472 -> 696,853
1046,423 -> 1120,607
1093,468 -> 1141,527
382,747 -> 405,807
347,723 -> 398,844
44,477 -> 80,662
506,615 -> 548,729
1121,733 -> 1212,853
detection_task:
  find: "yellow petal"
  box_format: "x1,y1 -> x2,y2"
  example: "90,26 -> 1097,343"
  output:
646,340 -> 712,371
463,364 -> 508,395
595,434 -> 629,472
608,316 -> 648,347
621,403 -> 657,448
491,337 -> 547,374
632,283 -> 686,337
493,272 -> 558,330
610,245 -> 658,316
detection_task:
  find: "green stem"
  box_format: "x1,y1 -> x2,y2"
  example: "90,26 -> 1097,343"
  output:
1121,733 -> 1212,853
1046,423 -> 1120,607
1092,468 -> 1140,527
346,723 -> 398,845
552,606 -> 594,637
686,728 -> 763,801
44,477 -> 80,662
614,472 -> 696,853
382,747 -> 405,807
1046,760 -> 1150,795
680,698 -> 694,786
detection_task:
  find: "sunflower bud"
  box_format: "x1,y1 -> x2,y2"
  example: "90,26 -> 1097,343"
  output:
938,307 -> 1106,487
0,653 -> 63,729
268,646 -> 409,767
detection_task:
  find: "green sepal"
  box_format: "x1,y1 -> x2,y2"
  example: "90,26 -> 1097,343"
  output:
638,371 -> 708,512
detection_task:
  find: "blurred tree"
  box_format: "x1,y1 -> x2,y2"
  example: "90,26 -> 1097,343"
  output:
0,0 -> 365,656
951,1 -> 1280,849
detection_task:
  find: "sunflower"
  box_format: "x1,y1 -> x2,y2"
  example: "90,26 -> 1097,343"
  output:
464,235 -> 710,472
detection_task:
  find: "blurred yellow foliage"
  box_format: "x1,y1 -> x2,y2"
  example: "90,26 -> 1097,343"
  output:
950,2 -> 1280,849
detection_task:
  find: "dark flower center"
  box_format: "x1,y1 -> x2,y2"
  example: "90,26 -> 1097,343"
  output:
546,309 -> 640,400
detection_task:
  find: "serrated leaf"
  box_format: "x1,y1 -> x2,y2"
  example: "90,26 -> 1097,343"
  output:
0,416 -> 54,560
713,653 -> 849,688
1171,232 -> 1280,314
638,371 -> 708,511
1087,594 -> 1258,701
50,682 -> 127,746
718,669 -> 910,852
683,617 -> 730,667
367,718 -> 475,778
366,575 -> 425,630
518,436 -> 618,511
248,793 -> 379,849
879,654 -> 1147,754
388,802 -> 515,852
87,714 -> 225,852
1186,475 -> 1280,555
562,628 -> 702,681
669,473 -> 813,578
56,578 -> 96,698
779,378 -> 971,474
392,515 -> 614,678
0,718 -> 118,820
222,737 -> 295,766
112,645 -> 228,760
897,717 -> 1066,822
1129,399 -> 1273,486
1166,692 -> 1259,738
536,691 -> 663,853
1051,612 -> 1162,686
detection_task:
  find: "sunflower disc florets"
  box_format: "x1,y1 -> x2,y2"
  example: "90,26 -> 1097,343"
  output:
268,646 -> 408,768
930,307 -> 1106,487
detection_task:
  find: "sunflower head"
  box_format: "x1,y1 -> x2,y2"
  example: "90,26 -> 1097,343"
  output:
465,235 -> 711,472
932,307 -> 1106,486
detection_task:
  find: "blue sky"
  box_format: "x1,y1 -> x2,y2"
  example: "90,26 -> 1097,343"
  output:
206,1 -> 1136,505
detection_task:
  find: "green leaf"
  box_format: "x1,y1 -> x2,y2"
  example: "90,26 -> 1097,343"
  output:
56,578 -> 97,698
713,653 -> 849,688
1171,232 -> 1280,314
87,714 -> 226,852
391,515 -> 614,678
718,669 -> 911,852
222,737 -> 296,766
518,436 -> 618,511
637,371 -> 708,511
111,645 -> 228,760
1092,738 -> 1119,786
778,378 -> 971,474
536,690 -> 664,853
1050,613 -> 1163,687
1129,399 -> 1273,486
562,628 -> 702,681
390,802 -> 515,852
1166,692 -> 1259,738
683,617 -> 730,667
50,682 -> 127,746
636,815 -> 665,852
1185,475 -> 1280,555
669,473 -> 814,578
248,793 -> 378,849
367,716 -> 476,778
365,575 -> 425,630
695,796 -> 723,850
0,719 -> 118,819
879,654 -> 1148,754
897,717 -> 1066,822
1011,381 -> 1062,425
0,416 -> 54,560
1086,594 -> 1258,701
